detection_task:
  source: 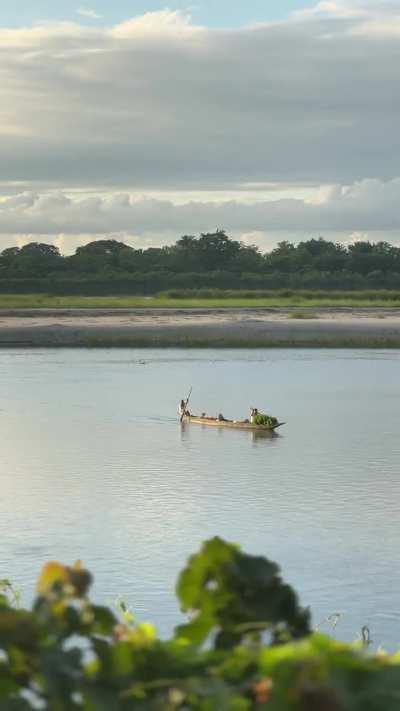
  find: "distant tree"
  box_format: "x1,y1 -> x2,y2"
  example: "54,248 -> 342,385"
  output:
231,243 -> 264,272
1,246 -> 20,260
273,241 -> 296,254
75,239 -> 130,257
0,247 -> 21,271
70,240 -> 133,274
166,235 -> 200,272
0,242 -> 63,277
266,241 -> 297,272
175,235 -> 197,250
348,241 -> 380,275
20,243 -> 60,258
296,237 -> 337,257
296,238 -> 347,272
196,231 -> 241,271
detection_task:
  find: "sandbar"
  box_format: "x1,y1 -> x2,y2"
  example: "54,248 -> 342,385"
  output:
0,307 -> 399,347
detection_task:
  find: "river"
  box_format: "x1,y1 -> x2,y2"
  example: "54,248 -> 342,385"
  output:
1,348 -> 399,649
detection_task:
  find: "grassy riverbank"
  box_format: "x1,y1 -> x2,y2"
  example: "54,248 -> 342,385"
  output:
1,290 -> 400,309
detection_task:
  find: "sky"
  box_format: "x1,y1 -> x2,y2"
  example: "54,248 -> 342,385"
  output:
0,0 -> 399,253
1,1 -> 316,28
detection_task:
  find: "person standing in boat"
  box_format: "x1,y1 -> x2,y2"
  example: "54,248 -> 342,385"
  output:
179,399 -> 190,418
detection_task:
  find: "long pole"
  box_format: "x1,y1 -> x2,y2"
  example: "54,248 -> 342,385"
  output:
180,386 -> 192,422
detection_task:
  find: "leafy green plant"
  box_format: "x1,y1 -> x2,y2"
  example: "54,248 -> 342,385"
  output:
1,538 -> 400,709
253,414 -> 278,427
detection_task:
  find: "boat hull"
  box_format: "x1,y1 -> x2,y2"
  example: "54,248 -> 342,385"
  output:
182,416 -> 284,431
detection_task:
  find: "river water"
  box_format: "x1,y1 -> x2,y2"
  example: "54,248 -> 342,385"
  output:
0,348 -> 399,648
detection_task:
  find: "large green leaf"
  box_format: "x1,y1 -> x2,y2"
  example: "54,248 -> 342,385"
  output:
176,537 -> 310,649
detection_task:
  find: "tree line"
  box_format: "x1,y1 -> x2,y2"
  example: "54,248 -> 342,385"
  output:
1,231 -> 400,293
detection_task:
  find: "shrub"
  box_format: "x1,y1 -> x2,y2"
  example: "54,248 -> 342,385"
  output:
1,538 -> 400,709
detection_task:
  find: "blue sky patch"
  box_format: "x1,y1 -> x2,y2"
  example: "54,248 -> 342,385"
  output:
1,0 -> 314,28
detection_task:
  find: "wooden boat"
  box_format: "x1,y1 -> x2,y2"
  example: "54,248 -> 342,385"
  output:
182,415 -> 285,432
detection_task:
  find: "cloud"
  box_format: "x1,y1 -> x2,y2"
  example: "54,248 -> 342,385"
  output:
77,7 -> 102,20
294,0 -> 370,19
0,1 -> 400,252
295,0 -> 400,21
0,179 -> 400,248
111,10 -> 201,38
0,2 -> 398,192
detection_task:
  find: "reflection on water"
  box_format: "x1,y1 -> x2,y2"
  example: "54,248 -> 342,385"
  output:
0,348 -> 400,649
250,429 -> 280,444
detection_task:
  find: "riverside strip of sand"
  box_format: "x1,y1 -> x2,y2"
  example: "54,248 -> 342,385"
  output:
0,307 -> 400,347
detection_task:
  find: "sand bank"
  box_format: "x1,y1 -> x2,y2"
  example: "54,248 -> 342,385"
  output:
0,307 -> 399,347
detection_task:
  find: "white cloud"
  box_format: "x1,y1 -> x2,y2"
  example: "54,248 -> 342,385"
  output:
111,10 -> 202,38
294,0 -> 369,19
295,1 -> 400,36
77,7 -> 102,20
295,0 -> 400,21
0,179 -> 399,251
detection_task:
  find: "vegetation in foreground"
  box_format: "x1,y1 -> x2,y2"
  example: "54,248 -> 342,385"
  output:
2,290 -> 400,309
2,537 -> 400,710
3,233 -> 400,294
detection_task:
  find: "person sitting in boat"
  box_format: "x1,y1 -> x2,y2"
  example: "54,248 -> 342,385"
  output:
250,407 -> 259,424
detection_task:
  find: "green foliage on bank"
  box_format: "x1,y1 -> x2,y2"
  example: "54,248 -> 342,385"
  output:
3,233 -> 400,293
2,291 -> 400,309
2,537 -> 400,709
160,289 -> 400,301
